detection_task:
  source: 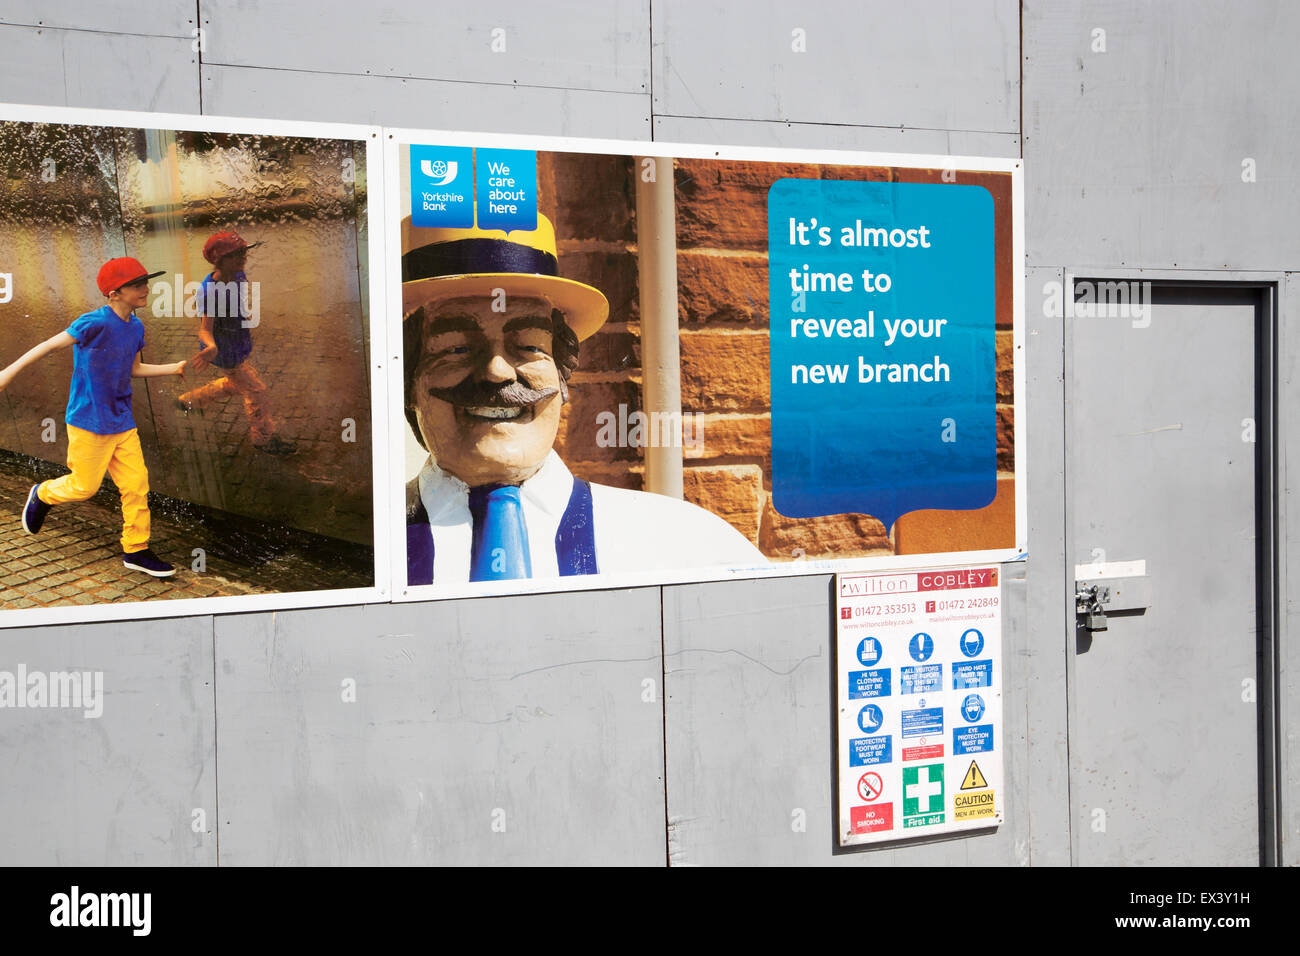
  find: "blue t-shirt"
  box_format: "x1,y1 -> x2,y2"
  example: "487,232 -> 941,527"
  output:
199,270 -> 254,369
64,305 -> 146,435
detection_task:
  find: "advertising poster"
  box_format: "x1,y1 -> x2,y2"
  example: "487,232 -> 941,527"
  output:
386,130 -> 1023,597
0,105 -> 388,626
836,565 -> 1005,847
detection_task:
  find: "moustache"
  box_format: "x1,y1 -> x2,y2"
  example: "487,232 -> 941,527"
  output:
427,378 -> 560,408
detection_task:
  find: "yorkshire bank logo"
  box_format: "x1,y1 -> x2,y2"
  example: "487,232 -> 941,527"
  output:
420,159 -> 459,185
411,144 -> 473,227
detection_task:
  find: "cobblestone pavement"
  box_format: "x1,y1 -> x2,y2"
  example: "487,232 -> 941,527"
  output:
0,452 -> 373,611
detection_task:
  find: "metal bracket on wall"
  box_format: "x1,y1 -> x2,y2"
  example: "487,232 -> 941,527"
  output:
1073,559 -> 1151,632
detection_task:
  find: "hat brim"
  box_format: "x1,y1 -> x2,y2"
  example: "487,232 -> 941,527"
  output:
120,270 -> 166,289
205,240 -> 263,264
402,273 -> 609,342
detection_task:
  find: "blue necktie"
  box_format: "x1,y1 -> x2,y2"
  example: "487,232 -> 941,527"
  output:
468,484 -> 532,581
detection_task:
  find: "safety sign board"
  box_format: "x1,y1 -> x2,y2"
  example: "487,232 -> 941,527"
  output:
857,637 -> 883,666
959,628 -> 985,657
902,764 -> 945,827
858,772 -> 884,802
961,760 -> 989,790
901,707 -> 944,737
902,743 -> 944,761
836,565 -> 1004,847
952,660 -> 993,689
858,704 -> 885,733
900,663 -> 943,694
953,790 -> 996,821
849,735 -> 893,766
850,804 -> 894,834
849,668 -> 891,699
953,724 -> 994,755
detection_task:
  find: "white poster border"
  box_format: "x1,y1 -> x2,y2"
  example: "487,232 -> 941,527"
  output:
384,125 -> 1026,602
0,101 -> 392,629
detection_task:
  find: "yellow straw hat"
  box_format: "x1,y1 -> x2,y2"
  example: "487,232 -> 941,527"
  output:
401,212 -> 609,342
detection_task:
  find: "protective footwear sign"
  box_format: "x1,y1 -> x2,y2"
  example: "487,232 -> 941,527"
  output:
836,565 -> 1004,847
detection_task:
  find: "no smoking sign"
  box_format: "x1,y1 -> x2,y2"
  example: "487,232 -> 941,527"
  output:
857,772 -> 883,802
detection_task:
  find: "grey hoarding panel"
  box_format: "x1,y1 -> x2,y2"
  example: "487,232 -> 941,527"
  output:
1283,271 -> 1298,866
1066,286 -> 1261,865
203,64 -> 651,139
0,616 -> 216,865
654,115 -> 1021,158
663,575 -> 1030,864
214,594 -> 665,865
1024,265 -> 1071,864
1024,2 -> 1300,270
653,0 -> 1019,133
200,0 -> 650,94
0,1 -> 195,35
0,24 -> 200,113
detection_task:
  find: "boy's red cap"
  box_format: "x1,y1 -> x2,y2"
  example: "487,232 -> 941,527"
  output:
203,231 -> 262,264
97,257 -> 164,295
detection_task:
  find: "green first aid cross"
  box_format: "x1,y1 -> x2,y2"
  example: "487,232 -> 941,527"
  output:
902,763 -> 946,827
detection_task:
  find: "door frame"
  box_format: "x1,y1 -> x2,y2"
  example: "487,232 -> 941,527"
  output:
1061,268 -> 1284,866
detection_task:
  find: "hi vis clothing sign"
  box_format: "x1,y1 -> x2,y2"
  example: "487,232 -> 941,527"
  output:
835,565 -> 1004,847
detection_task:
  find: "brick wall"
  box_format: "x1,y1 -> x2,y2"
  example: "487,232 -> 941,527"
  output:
537,152 -> 1016,560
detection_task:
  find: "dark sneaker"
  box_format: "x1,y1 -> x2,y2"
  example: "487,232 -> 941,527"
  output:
254,436 -> 297,456
122,549 -> 176,578
21,484 -> 51,534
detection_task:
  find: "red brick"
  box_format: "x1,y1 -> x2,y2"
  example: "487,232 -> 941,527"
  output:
682,465 -> 764,543
758,495 -> 891,560
559,381 -> 643,463
675,159 -> 825,249
996,330 -> 1014,404
676,251 -> 769,327
559,250 -> 639,325
544,153 -> 633,242
679,330 -> 770,412
894,474 -> 1016,554
578,328 -> 640,374
683,414 -> 771,471
997,404 -> 1014,472
569,462 -> 644,491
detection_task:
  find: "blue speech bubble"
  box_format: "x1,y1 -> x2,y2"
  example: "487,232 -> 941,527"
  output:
767,178 -> 996,529
475,148 -> 537,232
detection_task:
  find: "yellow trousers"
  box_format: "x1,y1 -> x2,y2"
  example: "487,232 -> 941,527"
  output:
38,424 -> 151,554
178,360 -> 276,444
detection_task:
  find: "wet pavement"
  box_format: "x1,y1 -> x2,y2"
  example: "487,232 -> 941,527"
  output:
0,450 -> 373,611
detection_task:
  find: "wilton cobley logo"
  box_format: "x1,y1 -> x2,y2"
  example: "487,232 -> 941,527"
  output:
420,159 -> 459,185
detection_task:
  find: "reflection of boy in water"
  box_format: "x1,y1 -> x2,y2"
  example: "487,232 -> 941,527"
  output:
177,231 -> 296,456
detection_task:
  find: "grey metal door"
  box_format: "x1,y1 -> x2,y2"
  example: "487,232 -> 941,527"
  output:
1065,280 -> 1269,866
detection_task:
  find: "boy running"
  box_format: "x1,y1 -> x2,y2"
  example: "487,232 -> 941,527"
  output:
176,231 -> 295,455
0,257 -> 186,577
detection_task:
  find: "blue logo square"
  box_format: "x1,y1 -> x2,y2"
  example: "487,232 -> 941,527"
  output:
475,148 -> 537,232
411,145 -> 474,228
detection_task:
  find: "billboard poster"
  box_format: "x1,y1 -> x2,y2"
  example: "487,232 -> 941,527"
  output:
0,104 -> 389,627
386,129 -> 1024,598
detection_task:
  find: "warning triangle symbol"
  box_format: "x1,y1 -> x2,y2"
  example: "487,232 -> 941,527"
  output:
960,760 -> 988,790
